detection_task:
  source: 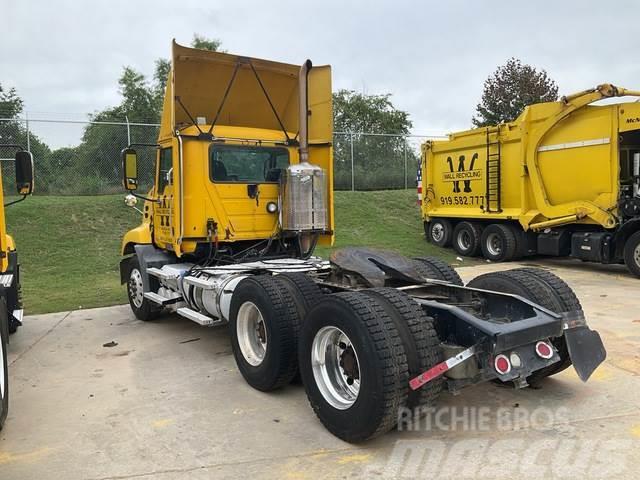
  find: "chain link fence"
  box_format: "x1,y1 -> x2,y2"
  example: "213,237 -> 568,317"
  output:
0,116 -> 443,195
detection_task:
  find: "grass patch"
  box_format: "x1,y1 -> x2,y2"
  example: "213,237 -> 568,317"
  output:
6,190 -> 455,315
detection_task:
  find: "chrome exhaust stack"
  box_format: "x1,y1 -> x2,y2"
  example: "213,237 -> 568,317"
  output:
298,59 -> 313,163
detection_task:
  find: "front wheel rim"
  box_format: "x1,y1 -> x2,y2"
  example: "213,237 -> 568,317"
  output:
486,232 -> 503,256
236,302 -> 268,367
432,223 -> 445,242
634,244 -> 640,267
311,326 -> 361,410
129,268 -> 144,308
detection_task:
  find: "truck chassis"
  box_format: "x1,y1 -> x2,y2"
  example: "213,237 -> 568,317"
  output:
121,246 -> 606,442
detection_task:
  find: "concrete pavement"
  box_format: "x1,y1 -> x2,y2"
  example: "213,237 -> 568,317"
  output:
1,258 -> 639,479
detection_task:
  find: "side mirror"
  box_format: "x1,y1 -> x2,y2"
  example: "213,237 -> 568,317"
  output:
122,148 -> 138,191
15,150 -> 34,195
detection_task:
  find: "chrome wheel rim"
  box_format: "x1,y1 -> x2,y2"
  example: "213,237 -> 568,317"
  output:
236,301 -> 268,367
311,326 -> 360,410
486,232 -> 503,256
0,333 -> 5,399
634,244 -> 640,266
457,230 -> 472,251
431,223 -> 445,243
129,268 -> 144,308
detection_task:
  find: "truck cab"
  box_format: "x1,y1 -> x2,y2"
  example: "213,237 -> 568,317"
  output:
119,42 -> 333,322
0,145 -> 34,430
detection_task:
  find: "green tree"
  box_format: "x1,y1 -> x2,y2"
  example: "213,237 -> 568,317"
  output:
332,90 -> 413,190
0,84 -> 24,118
73,35 -> 225,192
191,34 -> 224,52
0,83 -> 51,193
472,58 -> 559,127
333,90 -> 411,135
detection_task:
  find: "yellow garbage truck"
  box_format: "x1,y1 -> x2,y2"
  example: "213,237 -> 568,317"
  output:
120,42 -> 606,442
0,144 -> 34,430
421,84 -> 640,277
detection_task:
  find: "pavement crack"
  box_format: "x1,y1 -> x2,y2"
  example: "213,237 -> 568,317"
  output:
83,446 -> 361,480
9,311 -> 72,366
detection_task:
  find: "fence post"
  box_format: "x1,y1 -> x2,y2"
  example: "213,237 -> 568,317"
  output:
26,111 -> 31,152
125,115 -> 131,146
350,133 -> 355,191
403,137 -> 408,189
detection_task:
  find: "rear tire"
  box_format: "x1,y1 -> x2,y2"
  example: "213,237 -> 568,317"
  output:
298,292 -> 408,442
362,288 -> 443,409
480,224 -> 518,262
623,231 -> 640,278
276,273 -> 325,384
0,297 -> 9,430
468,268 -> 578,382
427,219 -> 453,247
126,256 -> 161,321
230,275 -> 300,392
413,256 -> 463,285
509,267 -> 582,381
452,221 -> 483,257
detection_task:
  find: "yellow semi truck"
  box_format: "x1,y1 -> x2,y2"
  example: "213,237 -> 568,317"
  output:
0,144 -> 34,430
421,84 -> 640,277
119,42 -> 605,442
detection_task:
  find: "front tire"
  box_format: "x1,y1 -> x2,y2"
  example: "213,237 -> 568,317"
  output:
126,256 -> 161,321
623,231 -> 640,278
229,275 -> 300,392
427,219 -> 453,247
299,292 -> 408,442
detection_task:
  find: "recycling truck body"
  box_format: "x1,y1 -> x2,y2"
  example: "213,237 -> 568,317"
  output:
421,84 -> 640,277
120,42 -> 606,442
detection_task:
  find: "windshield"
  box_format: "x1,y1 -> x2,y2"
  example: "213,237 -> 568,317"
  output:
209,144 -> 289,183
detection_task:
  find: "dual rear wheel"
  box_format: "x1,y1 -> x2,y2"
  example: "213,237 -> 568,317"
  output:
468,267 -> 580,383
426,219 -> 522,262
229,274 -> 443,442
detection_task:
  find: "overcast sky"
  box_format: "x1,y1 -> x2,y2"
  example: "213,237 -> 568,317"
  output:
3,0 -> 640,148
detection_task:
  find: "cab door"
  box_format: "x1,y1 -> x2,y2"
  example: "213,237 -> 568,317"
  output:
153,145 -> 175,248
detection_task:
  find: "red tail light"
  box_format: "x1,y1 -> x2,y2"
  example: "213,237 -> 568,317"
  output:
535,341 -> 553,359
494,354 -> 511,375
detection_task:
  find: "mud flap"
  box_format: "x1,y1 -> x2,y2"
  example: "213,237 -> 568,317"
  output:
563,311 -> 606,382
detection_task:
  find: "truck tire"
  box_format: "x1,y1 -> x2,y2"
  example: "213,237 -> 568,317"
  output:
480,224 -> 518,262
363,288 -> 443,409
276,273 -> 325,384
298,291 -> 408,442
427,219 -> 453,247
623,231 -> 640,278
230,275 -> 300,392
467,268 -> 576,382
452,221 -> 483,257
509,267 -> 582,381
0,298 -> 9,430
413,256 -> 463,285
126,256 -> 162,321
